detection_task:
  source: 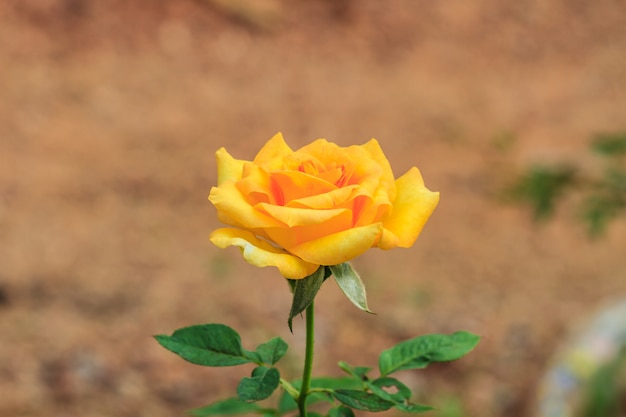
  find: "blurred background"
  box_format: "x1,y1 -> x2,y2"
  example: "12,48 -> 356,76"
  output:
1,0 -> 625,416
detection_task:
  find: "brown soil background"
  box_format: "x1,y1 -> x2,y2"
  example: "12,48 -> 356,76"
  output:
1,1 -> 626,416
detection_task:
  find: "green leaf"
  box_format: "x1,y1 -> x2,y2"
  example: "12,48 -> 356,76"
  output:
333,389 -> 395,412
254,337 -> 288,365
330,263 -> 372,313
368,377 -> 412,403
328,406 -> 356,417
237,366 -> 281,402
307,376 -> 366,390
366,376 -> 433,413
395,403 -> 435,413
242,349 -> 262,364
379,331 -> 480,376
287,266 -> 326,331
277,391 -> 330,414
155,324 -> 253,367
338,361 -> 372,380
187,397 -> 264,416
277,377 -> 364,414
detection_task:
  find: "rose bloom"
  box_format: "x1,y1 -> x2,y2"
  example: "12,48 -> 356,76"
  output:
209,133 -> 439,279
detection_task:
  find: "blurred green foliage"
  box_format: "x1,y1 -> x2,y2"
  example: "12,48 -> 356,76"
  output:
592,132 -> 626,156
580,347 -> 626,417
507,131 -> 626,236
507,164 -> 577,220
435,396 -> 467,417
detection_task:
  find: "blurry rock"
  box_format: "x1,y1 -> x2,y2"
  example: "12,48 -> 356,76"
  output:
204,0 -> 283,31
40,350 -> 110,402
536,299 -> 626,417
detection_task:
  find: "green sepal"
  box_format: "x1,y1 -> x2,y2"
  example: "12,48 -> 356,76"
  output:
286,267 -> 331,293
187,397 -> 267,416
379,331 -> 480,376
287,266 -> 326,332
323,266 -> 333,280
237,366 -> 281,402
154,324 -> 254,367
330,263 -> 372,313
332,389 -> 395,412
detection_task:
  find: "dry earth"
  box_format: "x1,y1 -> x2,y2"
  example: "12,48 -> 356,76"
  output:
1,1 -> 626,416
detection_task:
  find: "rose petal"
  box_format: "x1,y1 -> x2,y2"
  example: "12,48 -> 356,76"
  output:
257,203 -> 351,228
210,228 -> 319,279
209,182 -> 282,228
287,185 -> 358,209
216,148 -> 245,186
263,209 -> 353,249
379,167 -> 439,249
253,132 -> 293,170
288,222 -> 383,265
301,140 -> 385,187
361,139 -> 397,201
236,164 -> 273,205
296,139 -> 351,166
351,185 -> 392,227
269,170 -> 338,205
314,166 -> 345,184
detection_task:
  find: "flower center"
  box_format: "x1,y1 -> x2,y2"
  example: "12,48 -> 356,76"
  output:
296,160 -> 354,188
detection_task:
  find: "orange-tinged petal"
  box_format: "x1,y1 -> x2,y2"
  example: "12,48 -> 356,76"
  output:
210,228 -> 319,279
351,186 -> 392,227
288,222 -> 383,265
216,148 -> 245,185
209,182 -> 282,228
257,203 -> 351,228
253,132 -> 293,170
379,167 -> 439,249
287,185 -> 358,209
295,140 -> 370,184
315,166 -> 344,184
236,164 -> 273,205
263,209 -> 353,249
270,170 -> 337,204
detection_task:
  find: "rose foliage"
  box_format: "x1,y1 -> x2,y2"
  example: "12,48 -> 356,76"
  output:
209,133 -> 439,279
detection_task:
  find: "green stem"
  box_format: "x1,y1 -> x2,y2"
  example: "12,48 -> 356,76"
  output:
297,301 -> 315,417
280,378 -> 300,400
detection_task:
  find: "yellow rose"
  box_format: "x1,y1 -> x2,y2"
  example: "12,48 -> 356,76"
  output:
209,133 -> 439,279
